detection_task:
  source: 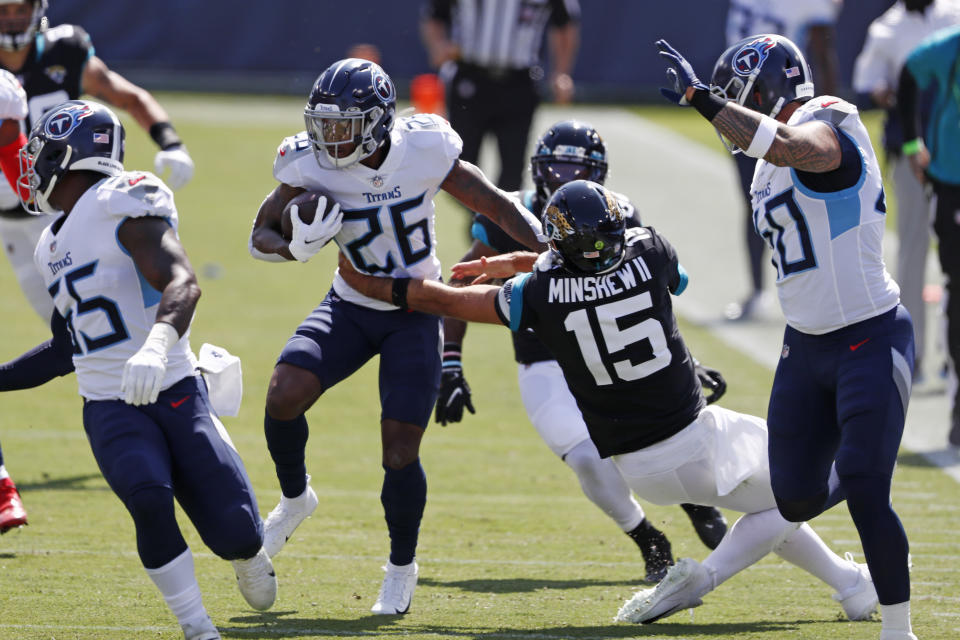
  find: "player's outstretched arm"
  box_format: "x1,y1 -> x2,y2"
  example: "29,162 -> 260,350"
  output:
451,250 -> 539,284
440,160 -> 546,251
0,312 -> 75,392
338,252 -> 502,324
655,39 -> 842,173
250,183 -> 306,262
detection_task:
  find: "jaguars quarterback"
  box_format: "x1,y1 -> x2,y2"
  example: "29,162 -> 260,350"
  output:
248,57 -> 543,615
657,34 -> 917,639
335,179 -> 880,626
438,119 -> 730,583
0,100 -> 269,640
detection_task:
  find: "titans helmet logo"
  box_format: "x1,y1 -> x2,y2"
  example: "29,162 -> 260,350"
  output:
733,36 -> 777,77
45,103 -> 93,140
372,69 -> 395,103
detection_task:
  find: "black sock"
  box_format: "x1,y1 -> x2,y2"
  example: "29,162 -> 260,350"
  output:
264,411 -> 309,498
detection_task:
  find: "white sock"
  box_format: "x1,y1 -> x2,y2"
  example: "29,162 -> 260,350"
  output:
145,548 -> 208,626
881,601 -> 913,633
773,523 -> 859,591
563,438 -> 645,531
0,465 -> 9,481
702,507 -> 800,588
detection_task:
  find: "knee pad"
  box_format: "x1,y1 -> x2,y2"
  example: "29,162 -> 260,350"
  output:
204,504 -> 263,561
775,492 -> 828,523
125,485 -> 175,528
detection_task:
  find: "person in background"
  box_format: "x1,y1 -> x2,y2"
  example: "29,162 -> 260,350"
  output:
899,23 -> 960,447
854,0 -> 960,386
722,0 -> 842,321
420,0 -> 579,197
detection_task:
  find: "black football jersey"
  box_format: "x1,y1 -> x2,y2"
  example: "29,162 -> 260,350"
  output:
493,226 -> 705,457
474,189 -> 641,365
0,24 -> 92,217
19,24 -> 92,130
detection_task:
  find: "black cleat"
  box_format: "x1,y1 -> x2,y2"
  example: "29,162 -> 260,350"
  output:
681,503 -> 728,550
627,520 -> 675,582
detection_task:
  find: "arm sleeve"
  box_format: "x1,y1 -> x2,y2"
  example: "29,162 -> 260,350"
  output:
494,273 -> 535,331
656,231 -> 687,295
898,64 -> 921,143
0,312 -> 75,391
549,0 -> 580,25
421,0 -> 452,23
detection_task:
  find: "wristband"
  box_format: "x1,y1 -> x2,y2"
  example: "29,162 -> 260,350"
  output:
902,138 -> 923,156
744,116 -> 779,159
144,321 -> 180,354
149,122 -> 183,150
392,278 -> 411,310
442,342 -> 462,368
689,89 -> 726,122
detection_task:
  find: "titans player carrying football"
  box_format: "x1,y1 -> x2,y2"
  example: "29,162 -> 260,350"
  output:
335,179 -> 879,626
0,101 -> 271,640
657,34 -> 916,639
248,58 -> 543,615
440,119 -> 730,582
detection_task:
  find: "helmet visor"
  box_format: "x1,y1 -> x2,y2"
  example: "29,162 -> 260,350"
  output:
304,105 -> 383,167
533,161 -> 602,197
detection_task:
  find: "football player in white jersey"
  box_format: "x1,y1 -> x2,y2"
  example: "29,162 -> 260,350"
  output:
248,58 -> 543,615
657,34 -> 917,639
0,100 -> 272,640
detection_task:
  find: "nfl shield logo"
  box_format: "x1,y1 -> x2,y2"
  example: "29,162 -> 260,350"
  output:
781,344 -> 790,359
49,240 -> 56,252
371,174 -> 384,188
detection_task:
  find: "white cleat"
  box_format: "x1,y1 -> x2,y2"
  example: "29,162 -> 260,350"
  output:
616,557 -> 709,624
231,547 -> 277,611
371,558 -> 418,614
833,553 -> 878,621
879,632 -> 919,640
181,615 -> 221,640
263,484 -> 318,558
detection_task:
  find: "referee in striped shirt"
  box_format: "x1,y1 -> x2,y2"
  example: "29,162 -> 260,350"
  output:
421,0 -> 580,192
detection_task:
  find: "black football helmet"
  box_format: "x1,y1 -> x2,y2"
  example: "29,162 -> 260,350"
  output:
530,120 -> 608,204
18,100 -> 125,214
710,34 -> 814,120
304,58 -> 396,169
542,180 -> 626,275
0,0 -> 47,52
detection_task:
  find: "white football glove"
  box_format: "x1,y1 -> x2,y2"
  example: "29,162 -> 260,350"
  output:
287,197 -> 343,262
120,322 -> 178,405
0,69 -> 27,120
153,145 -> 195,190
534,250 -> 561,272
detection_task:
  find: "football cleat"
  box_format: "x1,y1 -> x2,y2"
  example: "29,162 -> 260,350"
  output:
263,484 -> 318,558
879,632 -> 919,640
637,527 -> 674,583
371,559 -> 418,615
0,477 -> 27,533
832,553 -> 878,621
181,615 -> 221,640
680,504 -> 728,550
616,558 -> 710,624
231,548 -> 277,611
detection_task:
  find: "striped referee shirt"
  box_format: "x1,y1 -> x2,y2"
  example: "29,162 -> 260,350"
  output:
424,0 -> 580,71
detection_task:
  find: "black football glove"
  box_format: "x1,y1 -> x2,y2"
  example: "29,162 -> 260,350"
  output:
435,343 -> 476,426
695,362 -> 727,405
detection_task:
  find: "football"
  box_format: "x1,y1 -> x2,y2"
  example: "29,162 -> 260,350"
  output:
280,189 -> 338,240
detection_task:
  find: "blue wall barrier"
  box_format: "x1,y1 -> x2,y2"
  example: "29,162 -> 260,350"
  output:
48,0 -> 895,100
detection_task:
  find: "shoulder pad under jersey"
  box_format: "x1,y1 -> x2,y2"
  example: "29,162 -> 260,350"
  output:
97,172 -> 176,221
273,132 -> 313,185
399,113 -> 463,161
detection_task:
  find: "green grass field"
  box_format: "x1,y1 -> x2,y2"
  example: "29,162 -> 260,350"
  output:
0,95 -> 956,640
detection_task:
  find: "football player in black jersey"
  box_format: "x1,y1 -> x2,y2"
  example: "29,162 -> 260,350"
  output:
437,120 -> 728,582
335,180 -> 880,626
0,0 -> 195,323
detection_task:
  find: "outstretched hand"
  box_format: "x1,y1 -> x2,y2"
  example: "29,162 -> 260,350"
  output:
656,39 -> 708,106
450,251 -> 539,284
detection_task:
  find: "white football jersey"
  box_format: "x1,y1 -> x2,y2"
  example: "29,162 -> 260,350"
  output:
751,97 -> 899,334
274,113 -> 463,310
33,171 -> 198,400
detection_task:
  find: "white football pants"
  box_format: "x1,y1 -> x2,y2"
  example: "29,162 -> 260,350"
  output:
517,360 -> 645,532
0,213 -> 56,321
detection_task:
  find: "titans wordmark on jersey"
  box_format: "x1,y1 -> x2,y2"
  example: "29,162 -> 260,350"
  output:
494,227 -> 705,457
274,113 -> 463,311
33,172 -> 197,400
751,97 -> 899,334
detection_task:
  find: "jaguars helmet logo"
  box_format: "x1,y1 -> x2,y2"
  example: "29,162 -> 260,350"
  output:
544,204 -> 575,241
604,191 -> 623,223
